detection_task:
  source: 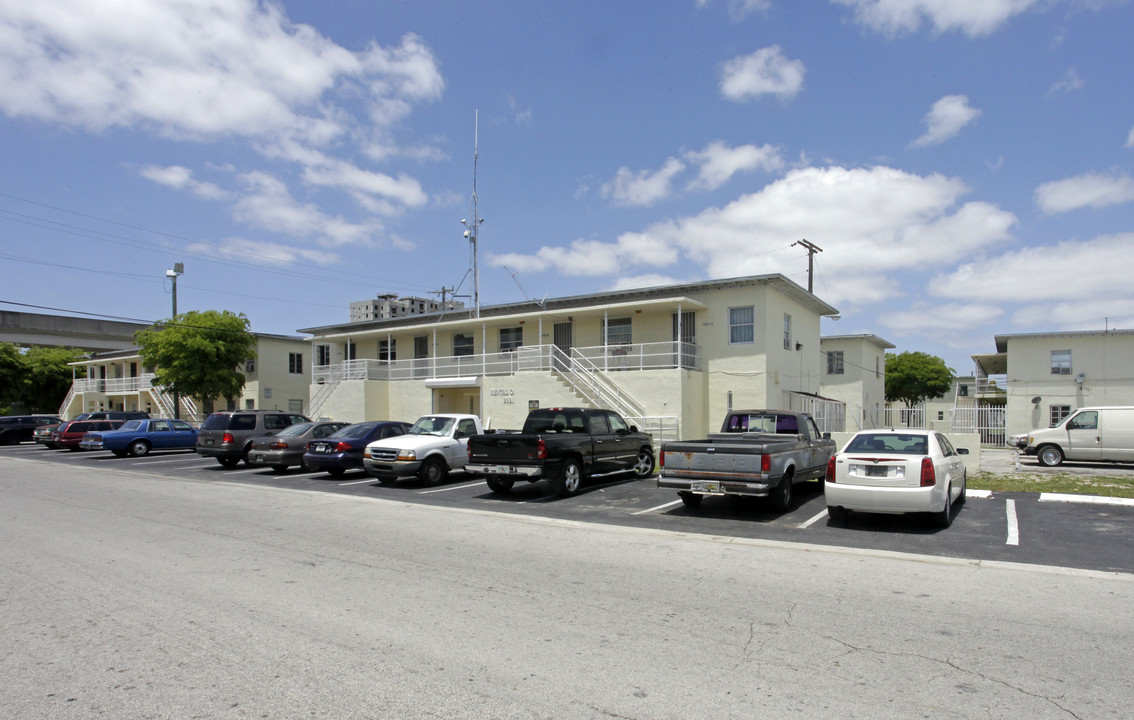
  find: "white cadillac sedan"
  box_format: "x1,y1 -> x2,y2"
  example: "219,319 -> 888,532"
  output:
825,429 -> 969,527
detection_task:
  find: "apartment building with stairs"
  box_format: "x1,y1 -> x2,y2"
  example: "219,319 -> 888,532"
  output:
298,274 -> 842,443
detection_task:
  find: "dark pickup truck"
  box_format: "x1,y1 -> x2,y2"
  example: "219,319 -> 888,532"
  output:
465,407 -> 655,497
657,409 -> 836,510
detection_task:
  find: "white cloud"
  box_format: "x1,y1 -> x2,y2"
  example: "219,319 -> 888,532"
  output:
1035,171 -> 1134,213
139,165 -> 228,200
601,158 -> 687,207
929,233 -> 1134,304
495,165 -> 1017,306
233,171 -> 379,246
881,303 -> 1004,336
832,0 -> 1041,37
694,0 -> 771,18
911,94 -> 981,147
1047,67 -> 1085,96
684,141 -> 784,191
606,274 -> 682,291
720,46 -> 805,102
185,237 -> 339,267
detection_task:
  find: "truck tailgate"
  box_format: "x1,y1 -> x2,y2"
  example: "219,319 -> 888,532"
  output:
468,434 -> 543,463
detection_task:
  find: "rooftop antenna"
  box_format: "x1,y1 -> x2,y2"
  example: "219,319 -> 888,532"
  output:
460,111 -> 483,319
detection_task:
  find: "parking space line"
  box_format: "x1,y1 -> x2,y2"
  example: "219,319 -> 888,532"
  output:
419,480 -> 486,494
1006,499 -> 1020,546
338,477 -> 377,486
132,456 -> 207,465
798,509 -> 828,529
631,499 -> 683,515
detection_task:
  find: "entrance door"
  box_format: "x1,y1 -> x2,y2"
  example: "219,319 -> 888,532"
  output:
672,311 -> 696,368
553,322 -> 573,371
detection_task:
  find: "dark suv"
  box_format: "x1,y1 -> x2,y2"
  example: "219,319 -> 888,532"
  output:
196,410 -> 310,467
0,415 -> 63,445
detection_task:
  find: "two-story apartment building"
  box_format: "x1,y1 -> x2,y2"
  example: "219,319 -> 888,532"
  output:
974,329 -> 1134,437
299,274 -> 841,440
818,334 -> 893,431
61,334 -> 311,422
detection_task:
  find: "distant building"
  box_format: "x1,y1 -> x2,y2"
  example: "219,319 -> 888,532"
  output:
818,334 -> 894,431
349,294 -> 464,322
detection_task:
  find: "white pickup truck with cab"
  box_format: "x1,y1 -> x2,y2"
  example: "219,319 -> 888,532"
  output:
362,413 -> 483,484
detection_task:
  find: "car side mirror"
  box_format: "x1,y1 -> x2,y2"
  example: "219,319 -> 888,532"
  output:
628,426 -> 638,433
823,432 -> 832,439
958,448 -> 970,455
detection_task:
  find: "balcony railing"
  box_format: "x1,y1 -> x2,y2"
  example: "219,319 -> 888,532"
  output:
72,374 -> 157,394
312,341 -> 700,384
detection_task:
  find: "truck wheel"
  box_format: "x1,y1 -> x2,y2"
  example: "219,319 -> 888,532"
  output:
551,459 -> 583,497
486,476 -> 514,494
679,491 -> 702,508
633,448 -> 655,478
770,470 -> 794,512
1038,445 -> 1064,467
419,457 -> 447,485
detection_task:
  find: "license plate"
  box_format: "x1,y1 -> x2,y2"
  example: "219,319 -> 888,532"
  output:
691,480 -> 721,493
485,465 -> 517,474
203,438 -> 214,446
313,444 -> 331,454
865,465 -> 888,477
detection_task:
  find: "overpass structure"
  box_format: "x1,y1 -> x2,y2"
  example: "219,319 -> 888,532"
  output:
0,311 -> 149,352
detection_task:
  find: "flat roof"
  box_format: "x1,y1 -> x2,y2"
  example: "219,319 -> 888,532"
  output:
820,334 -> 895,349
994,329 -> 1134,353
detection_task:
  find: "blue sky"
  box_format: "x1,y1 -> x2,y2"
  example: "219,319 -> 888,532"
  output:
1,0 -> 1132,373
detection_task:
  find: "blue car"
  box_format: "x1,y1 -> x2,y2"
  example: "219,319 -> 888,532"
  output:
303,421 -> 411,477
80,418 -> 198,457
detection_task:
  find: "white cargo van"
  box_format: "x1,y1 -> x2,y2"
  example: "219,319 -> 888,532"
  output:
1024,406 -> 1134,466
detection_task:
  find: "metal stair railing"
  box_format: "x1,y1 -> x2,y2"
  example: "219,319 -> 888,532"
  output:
548,345 -> 646,420
57,384 -> 77,418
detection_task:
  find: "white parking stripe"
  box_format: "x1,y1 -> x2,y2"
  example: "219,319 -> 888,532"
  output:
131,456 -> 206,465
419,480 -> 486,494
1006,499 -> 1020,546
1039,493 -> 1134,508
798,509 -> 828,529
631,499 -> 683,515
338,477 -> 377,486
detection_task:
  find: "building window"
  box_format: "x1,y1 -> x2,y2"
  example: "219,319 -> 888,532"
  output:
414,336 -> 428,359
827,351 -> 844,375
1051,350 -> 1072,375
605,318 -> 632,346
288,353 -> 303,374
316,344 -> 331,367
729,306 -> 754,344
245,399 -> 255,409
1050,405 -> 1072,427
379,339 -> 396,362
288,399 -> 304,413
958,384 -> 969,397
938,411 -> 945,421
453,333 -> 474,356
245,359 -> 256,373
783,314 -> 792,350
499,327 -> 523,352
346,341 -> 356,361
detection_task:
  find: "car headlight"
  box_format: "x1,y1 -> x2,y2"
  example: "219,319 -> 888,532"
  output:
396,449 -> 417,461
363,448 -> 372,458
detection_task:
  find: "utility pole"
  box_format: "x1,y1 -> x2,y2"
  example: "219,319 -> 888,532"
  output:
165,262 -> 184,419
460,110 -> 483,319
792,239 -> 822,293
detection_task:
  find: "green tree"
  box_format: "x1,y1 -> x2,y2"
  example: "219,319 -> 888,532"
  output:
885,351 -> 955,418
20,346 -> 87,413
134,310 -> 257,417
0,342 -> 27,413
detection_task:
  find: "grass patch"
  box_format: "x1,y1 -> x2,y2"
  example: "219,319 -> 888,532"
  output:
969,471 -> 1134,499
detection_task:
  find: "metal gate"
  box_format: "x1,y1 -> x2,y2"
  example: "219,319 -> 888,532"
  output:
951,406 -> 1006,447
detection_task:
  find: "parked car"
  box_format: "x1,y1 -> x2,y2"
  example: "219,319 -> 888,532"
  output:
50,419 -> 126,450
304,421 -> 412,477
79,418 -> 198,456
196,410 -> 310,467
465,408 -> 654,497
825,429 -> 968,527
1023,406 -> 1134,466
247,421 -> 350,473
363,414 -> 483,484
0,415 -> 62,445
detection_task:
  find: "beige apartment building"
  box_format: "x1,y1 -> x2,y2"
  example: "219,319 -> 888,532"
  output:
818,334 -> 893,431
61,334 -> 311,422
299,274 -> 843,440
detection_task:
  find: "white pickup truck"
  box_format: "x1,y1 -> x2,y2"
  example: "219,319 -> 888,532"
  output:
362,413 -> 483,484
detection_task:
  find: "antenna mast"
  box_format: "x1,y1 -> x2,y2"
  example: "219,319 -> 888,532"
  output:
460,111 -> 483,318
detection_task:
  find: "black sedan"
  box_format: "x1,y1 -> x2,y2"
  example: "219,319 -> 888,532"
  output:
302,421 -> 411,477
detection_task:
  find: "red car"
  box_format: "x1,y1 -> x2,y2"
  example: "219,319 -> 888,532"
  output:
51,419 -> 124,450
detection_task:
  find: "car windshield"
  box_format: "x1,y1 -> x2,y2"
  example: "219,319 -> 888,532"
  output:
410,416 -> 454,436
845,433 -> 928,455
276,422 -> 314,438
119,420 -> 144,431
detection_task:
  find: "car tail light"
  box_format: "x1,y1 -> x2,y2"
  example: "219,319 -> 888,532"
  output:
222,432 -> 235,445
536,438 -> 547,460
920,457 -> 936,487
269,442 -> 288,450
760,454 -> 771,473
335,441 -> 351,452
825,456 -> 836,482
659,451 -> 666,468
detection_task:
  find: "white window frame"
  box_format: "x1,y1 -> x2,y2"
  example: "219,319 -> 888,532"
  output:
827,350 -> 844,375
1051,350 -> 1072,375
783,314 -> 792,350
729,306 -> 754,345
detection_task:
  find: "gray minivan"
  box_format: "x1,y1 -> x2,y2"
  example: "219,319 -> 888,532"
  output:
1024,406 -> 1134,466
196,409 -> 310,467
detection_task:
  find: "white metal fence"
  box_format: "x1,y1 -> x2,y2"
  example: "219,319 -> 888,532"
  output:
951,406 -> 1007,447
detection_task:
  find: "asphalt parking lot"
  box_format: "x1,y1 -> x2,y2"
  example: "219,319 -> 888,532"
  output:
3,442 -> 1133,576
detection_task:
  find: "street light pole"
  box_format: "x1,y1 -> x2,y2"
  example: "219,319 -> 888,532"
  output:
166,263 -> 184,419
